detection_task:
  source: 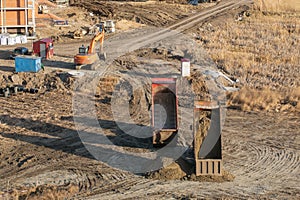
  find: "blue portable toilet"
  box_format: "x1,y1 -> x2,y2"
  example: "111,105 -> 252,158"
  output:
15,56 -> 42,73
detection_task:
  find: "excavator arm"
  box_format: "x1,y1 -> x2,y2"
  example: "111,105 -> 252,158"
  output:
88,28 -> 105,54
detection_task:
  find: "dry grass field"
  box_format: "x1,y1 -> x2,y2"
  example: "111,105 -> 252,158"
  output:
254,0 -> 300,12
198,0 -> 300,112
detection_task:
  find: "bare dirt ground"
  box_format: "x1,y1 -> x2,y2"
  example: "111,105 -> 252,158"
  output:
0,91 -> 298,199
35,0 -> 215,42
0,0 -> 299,199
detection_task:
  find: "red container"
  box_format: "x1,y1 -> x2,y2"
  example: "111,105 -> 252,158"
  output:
33,38 -> 54,59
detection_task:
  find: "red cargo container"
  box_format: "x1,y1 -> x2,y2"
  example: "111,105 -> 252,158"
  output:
33,38 -> 54,59
152,78 -> 178,145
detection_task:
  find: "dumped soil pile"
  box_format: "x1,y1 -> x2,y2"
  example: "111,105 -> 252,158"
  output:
145,158 -> 193,180
0,71 -> 75,94
146,157 -> 234,182
194,110 -> 211,160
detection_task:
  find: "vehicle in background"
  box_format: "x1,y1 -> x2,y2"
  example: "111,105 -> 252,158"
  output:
98,20 -> 115,33
10,47 -> 31,59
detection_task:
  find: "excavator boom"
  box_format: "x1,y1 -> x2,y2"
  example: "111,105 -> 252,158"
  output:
88,28 -> 105,54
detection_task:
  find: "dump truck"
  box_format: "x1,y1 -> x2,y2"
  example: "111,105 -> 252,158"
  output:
152,78 -> 178,145
194,100 -> 223,176
151,77 -> 224,176
10,47 -> 32,59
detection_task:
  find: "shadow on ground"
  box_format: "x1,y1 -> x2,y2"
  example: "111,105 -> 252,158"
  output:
0,115 -> 161,173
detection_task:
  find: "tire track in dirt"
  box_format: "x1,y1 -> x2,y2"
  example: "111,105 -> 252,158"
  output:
246,143 -> 299,178
223,138 -> 299,184
90,179 -> 148,195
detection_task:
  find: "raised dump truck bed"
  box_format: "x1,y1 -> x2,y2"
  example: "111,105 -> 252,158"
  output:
194,100 -> 223,176
151,78 -> 178,145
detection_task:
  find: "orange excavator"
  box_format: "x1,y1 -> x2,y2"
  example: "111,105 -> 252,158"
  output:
74,28 -> 106,70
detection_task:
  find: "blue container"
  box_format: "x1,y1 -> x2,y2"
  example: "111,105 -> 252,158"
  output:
15,56 -> 42,72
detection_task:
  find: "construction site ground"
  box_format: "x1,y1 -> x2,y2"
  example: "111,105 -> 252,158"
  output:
0,0 -> 299,199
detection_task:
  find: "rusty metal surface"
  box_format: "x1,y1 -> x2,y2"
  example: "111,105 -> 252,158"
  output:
194,100 -> 220,109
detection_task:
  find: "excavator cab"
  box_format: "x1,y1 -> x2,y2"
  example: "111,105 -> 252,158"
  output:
78,45 -> 89,55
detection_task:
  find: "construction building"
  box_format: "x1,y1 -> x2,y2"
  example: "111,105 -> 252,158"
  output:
0,0 -> 37,35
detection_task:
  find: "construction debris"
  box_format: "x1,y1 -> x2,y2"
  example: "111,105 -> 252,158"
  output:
73,29 -> 87,39
53,20 -> 69,26
235,10 -> 251,21
38,5 -> 49,14
0,86 -> 39,97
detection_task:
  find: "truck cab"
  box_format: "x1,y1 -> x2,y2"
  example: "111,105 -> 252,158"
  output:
10,47 -> 30,59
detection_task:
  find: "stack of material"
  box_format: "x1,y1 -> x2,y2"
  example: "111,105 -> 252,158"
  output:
0,34 -> 27,45
0,34 -> 8,45
20,35 -> 28,44
7,37 -> 15,45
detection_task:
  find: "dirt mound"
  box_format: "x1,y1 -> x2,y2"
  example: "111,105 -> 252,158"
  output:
116,19 -> 146,31
0,71 -> 75,94
145,158 -> 193,180
146,157 -> 234,182
70,1 -> 207,27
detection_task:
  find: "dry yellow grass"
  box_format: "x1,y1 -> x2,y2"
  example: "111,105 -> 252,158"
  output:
198,3 -> 300,112
228,87 -> 282,111
254,0 -> 300,12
